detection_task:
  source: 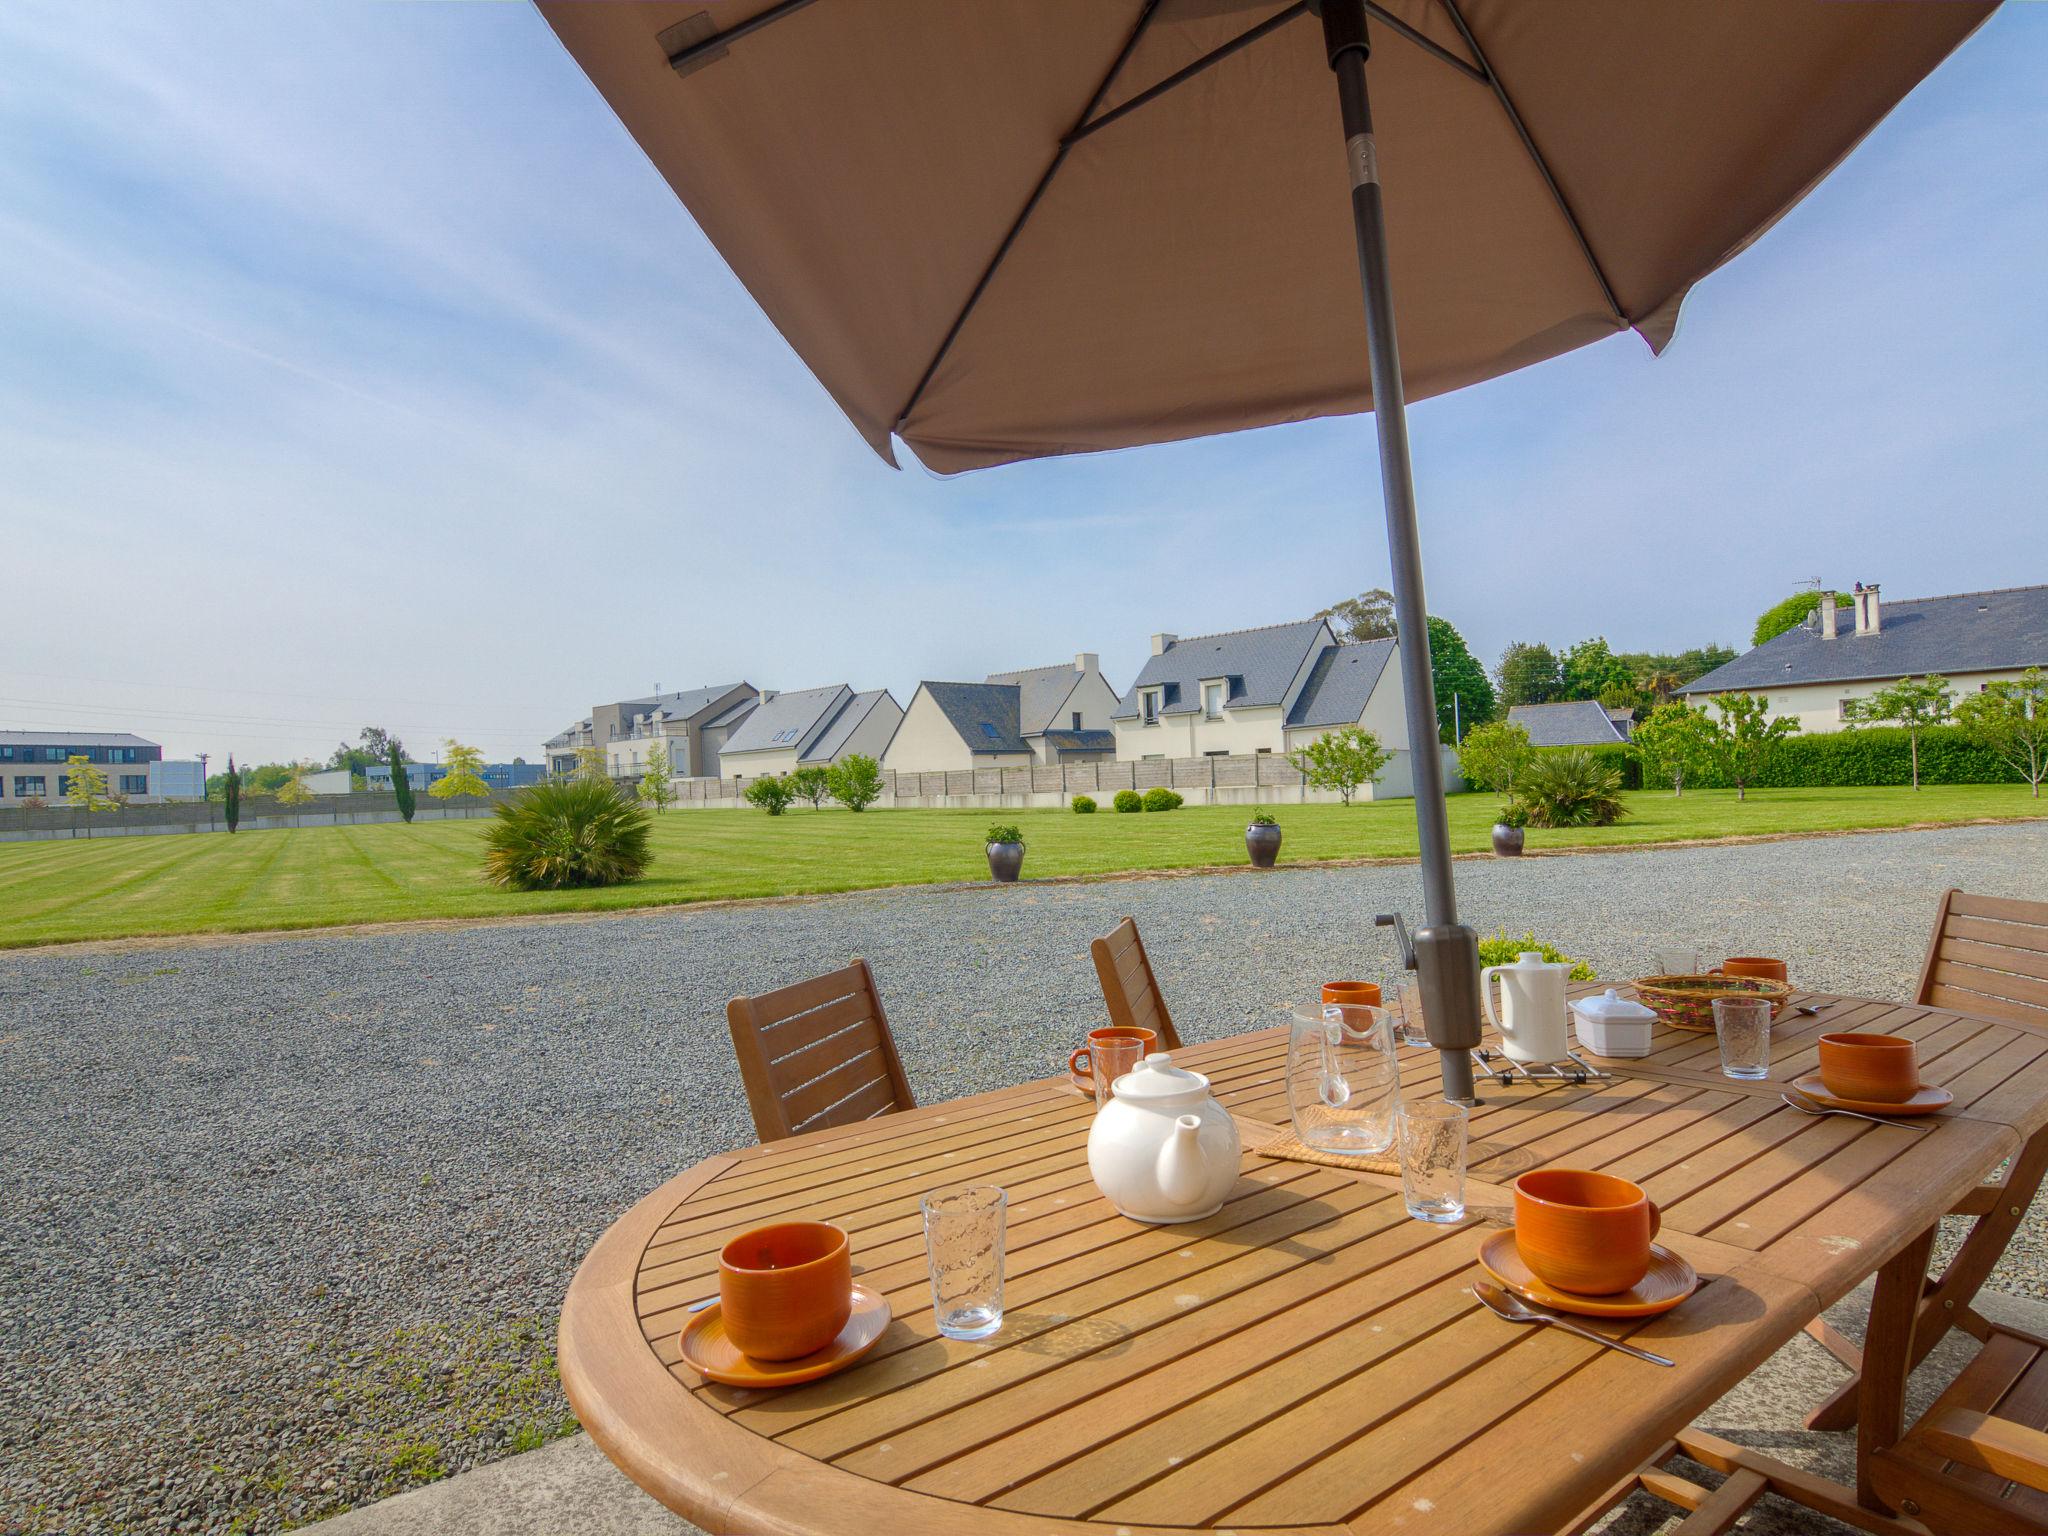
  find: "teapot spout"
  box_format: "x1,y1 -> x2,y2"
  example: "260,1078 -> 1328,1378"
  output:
1155,1115 -> 1210,1209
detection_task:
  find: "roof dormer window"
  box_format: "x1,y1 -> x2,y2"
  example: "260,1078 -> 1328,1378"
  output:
1142,689 -> 1161,725
1202,680 -> 1225,719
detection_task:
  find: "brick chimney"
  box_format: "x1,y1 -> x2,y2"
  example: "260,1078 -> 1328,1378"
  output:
1816,591 -> 1839,639
1853,583 -> 1883,636
1074,652 -> 1099,674
1150,633 -> 1178,656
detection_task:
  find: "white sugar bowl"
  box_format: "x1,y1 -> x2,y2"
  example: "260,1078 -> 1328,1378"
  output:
1570,988 -> 1658,1058
1087,1054 -> 1241,1224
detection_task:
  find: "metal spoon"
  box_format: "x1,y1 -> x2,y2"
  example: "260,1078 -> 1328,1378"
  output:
1780,1089 -> 1931,1133
1470,1280 -> 1674,1367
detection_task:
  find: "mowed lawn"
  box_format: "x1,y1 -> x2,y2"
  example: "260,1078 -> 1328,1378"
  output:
0,785 -> 2041,949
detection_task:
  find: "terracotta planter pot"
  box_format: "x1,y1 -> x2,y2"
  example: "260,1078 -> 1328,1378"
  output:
986,842 -> 1024,883
1491,824 -> 1525,857
1245,823 -> 1281,868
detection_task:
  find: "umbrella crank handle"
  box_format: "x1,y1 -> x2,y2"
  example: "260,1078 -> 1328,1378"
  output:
1375,912 -> 1415,971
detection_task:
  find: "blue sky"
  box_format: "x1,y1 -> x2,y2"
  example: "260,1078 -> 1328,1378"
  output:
1,3 -> 2042,766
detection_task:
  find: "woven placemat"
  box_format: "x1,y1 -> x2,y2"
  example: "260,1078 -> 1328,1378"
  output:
1252,1132 -> 1401,1175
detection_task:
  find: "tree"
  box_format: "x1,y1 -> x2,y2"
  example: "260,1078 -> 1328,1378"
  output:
1598,681 -> 1647,717
431,740 -> 491,800
787,764 -> 832,809
63,755 -> 113,826
1711,693 -> 1800,801
224,756 -> 240,833
743,774 -> 793,815
1427,616 -> 1494,742
1845,675 -> 1954,790
275,763 -> 315,806
1955,668 -> 2048,798
1455,720 -> 1534,796
640,743 -> 676,812
1631,702 -> 1720,797
390,742 -> 416,823
827,753 -> 885,812
574,743 -> 609,783
1753,590 -> 1852,648
1559,637 -> 1634,702
1289,727 -> 1392,806
328,727 -> 407,779
1497,642 -> 1563,706
1316,588 -> 1398,642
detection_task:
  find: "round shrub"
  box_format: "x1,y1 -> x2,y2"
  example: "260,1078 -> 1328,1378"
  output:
1070,795 -> 1097,814
1141,787 -> 1184,812
1112,789 -> 1143,813
483,779 -> 652,891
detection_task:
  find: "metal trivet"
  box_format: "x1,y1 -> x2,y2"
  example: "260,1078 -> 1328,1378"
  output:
1471,1046 -> 1613,1087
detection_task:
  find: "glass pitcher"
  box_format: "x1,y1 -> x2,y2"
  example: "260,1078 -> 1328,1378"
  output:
1287,1002 -> 1400,1155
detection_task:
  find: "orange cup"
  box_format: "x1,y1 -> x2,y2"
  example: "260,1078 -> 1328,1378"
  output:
1069,1026 -> 1156,1094
1513,1169 -> 1662,1295
1717,956 -> 1788,983
718,1221 -> 853,1360
1323,981 -> 1383,1006
1817,1032 -> 1919,1104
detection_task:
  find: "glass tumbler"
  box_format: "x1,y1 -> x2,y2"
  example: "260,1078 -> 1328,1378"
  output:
1287,1002 -> 1400,1155
1713,997 -> 1772,1080
1088,1033 -> 1146,1106
1388,980 -> 1430,1048
921,1185 -> 1006,1340
1397,1099 -> 1469,1223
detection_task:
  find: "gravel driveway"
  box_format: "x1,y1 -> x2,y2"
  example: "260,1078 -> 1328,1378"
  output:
2,822 -> 2044,1534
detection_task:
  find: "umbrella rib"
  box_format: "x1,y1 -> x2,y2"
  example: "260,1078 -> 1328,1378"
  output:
1064,1 -> 1312,148
1433,0 -> 1627,324
893,0 -> 1162,432
664,0 -> 821,74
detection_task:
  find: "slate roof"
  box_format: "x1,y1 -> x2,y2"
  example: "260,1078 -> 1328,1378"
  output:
1286,639 -> 1398,729
638,683 -> 752,725
722,685 -> 852,756
1508,700 -> 1628,747
919,682 -> 1030,755
0,730 -> 158,748
701,698 -> 758,731
802,689 -> 896,762
1039,728 -> 1115,753
1110,619 -> 1330,720
1678,587 -> 2048,694
983,663 -> 1083,735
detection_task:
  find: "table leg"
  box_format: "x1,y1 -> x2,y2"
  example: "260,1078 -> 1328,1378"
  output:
1807,1127 -> 2048,1432
1858,1225 -> 1937,1513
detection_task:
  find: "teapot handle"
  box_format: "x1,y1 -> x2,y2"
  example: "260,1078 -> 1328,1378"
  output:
1479,966 -> 1504,1035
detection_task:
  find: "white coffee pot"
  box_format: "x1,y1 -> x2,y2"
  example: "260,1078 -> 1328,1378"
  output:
1087,1054 -> 1241,1224
1480,951 -> 1572,1064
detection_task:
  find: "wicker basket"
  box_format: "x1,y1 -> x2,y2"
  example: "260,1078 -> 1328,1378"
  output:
1631,974 -> 1792,1033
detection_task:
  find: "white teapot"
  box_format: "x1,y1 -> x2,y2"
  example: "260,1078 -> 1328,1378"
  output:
1087,1054 -> 1242,1224
1480,950 -> 1572,1064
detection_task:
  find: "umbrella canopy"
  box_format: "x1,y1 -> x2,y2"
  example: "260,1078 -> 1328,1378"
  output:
538,0 -> 1987,474
537,0 -> 1990,1097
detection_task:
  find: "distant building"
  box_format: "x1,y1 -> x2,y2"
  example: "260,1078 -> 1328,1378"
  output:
1508,700 -> 1632,747
303,762 -> 547,795
546,684 -> 759,780
0,731 -> 203,804
1679,584 -> 2048,732
719,686 -> 903,779
884,654 -> 1120,773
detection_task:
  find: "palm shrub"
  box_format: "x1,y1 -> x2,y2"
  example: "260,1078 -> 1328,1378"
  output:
1141,787 -> 1184,812
1112,789 -> 1143,813
1511,749 -> 1626,828
483,779 -> 652,891
1071,795 -> 1097,814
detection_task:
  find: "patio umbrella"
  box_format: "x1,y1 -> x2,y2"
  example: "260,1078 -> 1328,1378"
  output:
536,0 -> 1991,1100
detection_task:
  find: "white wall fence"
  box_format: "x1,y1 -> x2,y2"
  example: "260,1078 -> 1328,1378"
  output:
0,792 -> 502,843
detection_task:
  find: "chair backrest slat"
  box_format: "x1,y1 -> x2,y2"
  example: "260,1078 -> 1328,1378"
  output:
726,959 -> 915,1142
1090,917 -> 1183,1051
1917,889 -> 2048,1030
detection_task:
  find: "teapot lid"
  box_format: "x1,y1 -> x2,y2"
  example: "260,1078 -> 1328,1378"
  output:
1572,987 -> 1657,1021
1111,1053 -> 1212,1103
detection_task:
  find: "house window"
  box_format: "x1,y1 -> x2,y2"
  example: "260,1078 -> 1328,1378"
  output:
1204,750 -> 1227,758
1203,681 -> 1224,719
14,776 -> 45,797
1071,711 -> 1082,730
1142,691 -> 1160,725
57,776 -> 71,797
0,747 -> 11,759
1838,699 -> 1855,721
45,747 -> 65,762
120,775 -> 148,794
980,723 -> 999,739
1256,747 -> 1271,755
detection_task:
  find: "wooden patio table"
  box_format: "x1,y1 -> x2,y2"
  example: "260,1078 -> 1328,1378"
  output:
561,989 -> 2048,1536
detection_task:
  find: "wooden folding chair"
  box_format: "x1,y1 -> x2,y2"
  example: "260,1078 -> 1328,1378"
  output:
725,959 -> 915,1143
1804,889 -> 2048,1432
1089,917 -> 1184,1052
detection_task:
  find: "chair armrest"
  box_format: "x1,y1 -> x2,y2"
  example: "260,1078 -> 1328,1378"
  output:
1918,1408 -> 2048,1495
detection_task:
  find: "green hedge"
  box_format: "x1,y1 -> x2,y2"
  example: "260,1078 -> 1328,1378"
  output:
1462,744 -> 1641,793
1464,727 -> 2024,794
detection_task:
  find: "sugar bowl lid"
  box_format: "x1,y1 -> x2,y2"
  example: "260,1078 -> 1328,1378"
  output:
1111,1053 -> 1212,1103
1572,987 -> 1657,1021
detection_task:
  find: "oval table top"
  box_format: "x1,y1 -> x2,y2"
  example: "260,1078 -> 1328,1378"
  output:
560,1002 -> 2046,1535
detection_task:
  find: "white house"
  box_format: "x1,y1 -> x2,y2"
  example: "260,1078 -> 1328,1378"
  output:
1111,618 -> 1412,770
883,654 -> 1120,774
717,685 -> 903,780
1679,584 -> 2048,732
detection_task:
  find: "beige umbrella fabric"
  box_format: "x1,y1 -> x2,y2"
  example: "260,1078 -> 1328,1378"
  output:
537,0 -> 1988,474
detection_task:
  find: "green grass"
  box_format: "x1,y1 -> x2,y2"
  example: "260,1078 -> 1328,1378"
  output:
0,786 -> 2040,950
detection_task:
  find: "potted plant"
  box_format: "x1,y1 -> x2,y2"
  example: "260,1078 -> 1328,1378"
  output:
1491,801 -> 1528,857
986,823 -> 1025,883
1245,808 -> 1282,868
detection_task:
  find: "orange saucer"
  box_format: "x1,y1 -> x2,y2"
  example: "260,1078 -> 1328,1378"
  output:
680,1283 -> 891,1388
1478,1229 -> 1698,1318
1790,1074 -> 1953,1117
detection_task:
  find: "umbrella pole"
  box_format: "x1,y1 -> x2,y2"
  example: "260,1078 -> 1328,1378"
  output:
1320,0 -> 1481,1103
